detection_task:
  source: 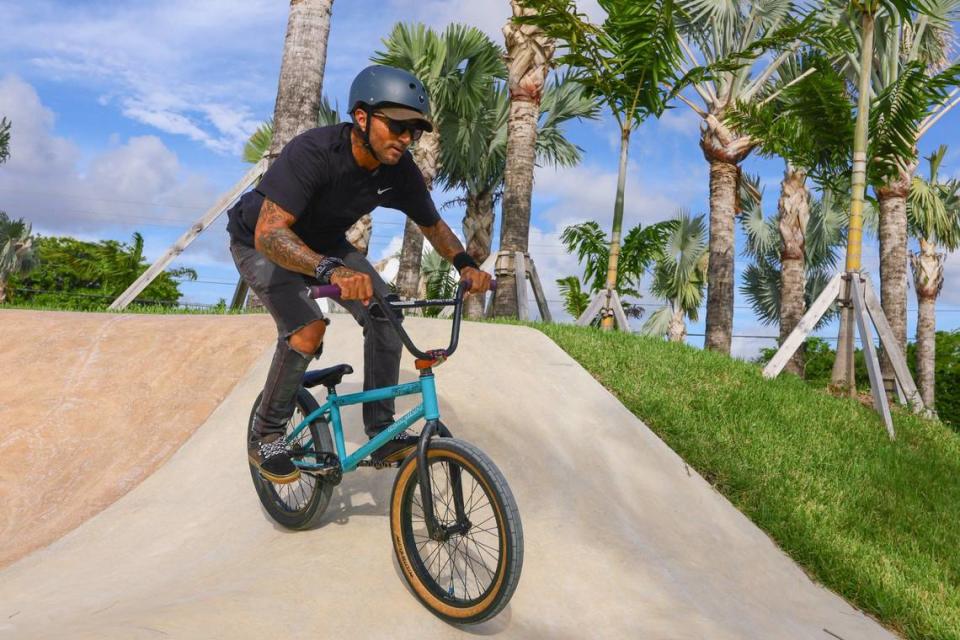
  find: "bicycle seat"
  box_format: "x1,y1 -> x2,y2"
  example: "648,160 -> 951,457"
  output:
302,364 -> 354,389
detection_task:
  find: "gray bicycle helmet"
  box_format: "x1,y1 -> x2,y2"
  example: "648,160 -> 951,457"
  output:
349,65 -> 433,132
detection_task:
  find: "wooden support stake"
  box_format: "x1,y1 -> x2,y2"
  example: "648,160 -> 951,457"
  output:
576,293 -> 607,327
514,252 -> 530,321
526,258 -> 552,323
763,272 -> 843,379
851,277 -> 896,439
609,289 -> 631,331
110,159 -> 268,310
861,278 -> 925,413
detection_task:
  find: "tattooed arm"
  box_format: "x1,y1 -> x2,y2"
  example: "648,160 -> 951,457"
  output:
255,197 -> 372,301
254,198 -> 321,276
420,220 -> 492,294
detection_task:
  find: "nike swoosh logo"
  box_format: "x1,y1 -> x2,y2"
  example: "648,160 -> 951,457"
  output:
377,187 -> 392,195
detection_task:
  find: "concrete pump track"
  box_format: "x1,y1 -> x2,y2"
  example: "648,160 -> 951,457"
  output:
0,310 -> 896,639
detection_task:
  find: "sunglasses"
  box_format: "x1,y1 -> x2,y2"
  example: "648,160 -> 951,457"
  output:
373,113 -> 424,141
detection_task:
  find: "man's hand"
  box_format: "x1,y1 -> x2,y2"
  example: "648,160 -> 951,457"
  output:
330,267 -> 373,305
459,266 -> 492,295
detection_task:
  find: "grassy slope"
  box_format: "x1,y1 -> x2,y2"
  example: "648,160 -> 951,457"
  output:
535,323 -> 960,640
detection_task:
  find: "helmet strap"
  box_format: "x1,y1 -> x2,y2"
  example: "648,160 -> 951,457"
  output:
359,106 -> 384,164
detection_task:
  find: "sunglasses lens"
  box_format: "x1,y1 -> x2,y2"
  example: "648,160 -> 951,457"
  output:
377,114 -> 422,140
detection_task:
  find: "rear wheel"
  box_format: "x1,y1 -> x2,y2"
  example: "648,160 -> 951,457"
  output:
390,438 -> 523,624
248,387 -> 334,530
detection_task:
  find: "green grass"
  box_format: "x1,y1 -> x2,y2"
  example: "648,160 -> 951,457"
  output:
528,322 -> 960,640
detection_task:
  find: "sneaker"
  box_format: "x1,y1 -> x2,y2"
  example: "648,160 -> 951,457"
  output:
248,435 -> 301,484
370,430 -> 419,464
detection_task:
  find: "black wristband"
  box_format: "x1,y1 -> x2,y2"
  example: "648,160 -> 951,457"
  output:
314,256 -> 345,284
452,252 -> 478,272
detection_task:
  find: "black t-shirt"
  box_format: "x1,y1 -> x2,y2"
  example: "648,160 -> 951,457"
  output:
226,123 -> 440,254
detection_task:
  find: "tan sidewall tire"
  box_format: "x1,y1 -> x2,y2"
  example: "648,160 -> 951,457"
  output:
390,442 -> 511,621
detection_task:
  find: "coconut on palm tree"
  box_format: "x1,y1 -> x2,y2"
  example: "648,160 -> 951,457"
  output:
907,145 -> 960,410
642,210 -> 708,342
438,75 -> 598,318
373,22 -> 506,300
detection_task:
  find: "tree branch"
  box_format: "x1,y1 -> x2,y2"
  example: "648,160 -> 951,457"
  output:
918,90 -> 960,138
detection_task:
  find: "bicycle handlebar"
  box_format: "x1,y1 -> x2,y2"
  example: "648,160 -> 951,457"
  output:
307,279 -> 496,364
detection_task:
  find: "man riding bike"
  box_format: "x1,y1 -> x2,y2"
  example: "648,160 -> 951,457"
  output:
227,65 -> 492,484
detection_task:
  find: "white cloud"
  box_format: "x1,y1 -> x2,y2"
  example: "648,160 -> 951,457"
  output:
1,1 -> 279,155
0,75 -> 218,244
533,161 -> 704,230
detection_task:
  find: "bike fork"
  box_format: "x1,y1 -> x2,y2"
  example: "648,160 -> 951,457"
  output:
416,420 -> 469,541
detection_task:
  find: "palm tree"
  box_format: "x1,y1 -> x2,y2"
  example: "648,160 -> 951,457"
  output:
0,212 -> 38,304
517,0 -> 684,330
728,55 -> 852,373
671,0 -> 812,353
740,179 -> 847,374
828,0 -> 960,388
560,219 -> 676,321
491,0 -> 557,318
642,210 -> 708,342
438,75 -> 598,318
556,275 -> 591,318
907,145 -> 960,409
373,23 -> 506,300
419,249 -> 457,317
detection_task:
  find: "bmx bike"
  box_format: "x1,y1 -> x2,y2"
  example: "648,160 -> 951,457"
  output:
247,280 -> 523,624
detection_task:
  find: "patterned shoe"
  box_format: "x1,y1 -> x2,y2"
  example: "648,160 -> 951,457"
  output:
248,435 -> 301,484
370,430 -> 419,464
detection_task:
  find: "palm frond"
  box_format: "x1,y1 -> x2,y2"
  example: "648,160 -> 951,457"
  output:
556,275 -> 591,317
243,119 -> 273,164
640,305 -> 675,337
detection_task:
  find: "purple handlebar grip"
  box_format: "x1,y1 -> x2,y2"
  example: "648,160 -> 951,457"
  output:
462,279 -> 497,291
309,284 -> 342,299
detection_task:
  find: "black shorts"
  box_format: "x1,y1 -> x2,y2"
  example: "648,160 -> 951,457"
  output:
229,241 -> 394,338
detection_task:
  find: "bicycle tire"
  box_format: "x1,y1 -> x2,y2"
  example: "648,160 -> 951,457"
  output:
248,387 -> 334,530
390,438 -> 523,624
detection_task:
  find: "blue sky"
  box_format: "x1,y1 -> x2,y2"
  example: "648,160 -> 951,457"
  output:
1,0 -> 958,358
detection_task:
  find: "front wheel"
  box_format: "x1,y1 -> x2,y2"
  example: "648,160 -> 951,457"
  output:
390,438 -> 523,624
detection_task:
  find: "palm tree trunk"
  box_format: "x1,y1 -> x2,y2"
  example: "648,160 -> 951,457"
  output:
268,0 -> 333,157
243,0 -> 332,311
667,304 -> 687,343
910,238 -> 944,409
701,127 -> 741,353
397,130 -> 441,300
345,214 -> 372,256
493,1 -> 554,319
777,164 -> 809,376
833,9 -> 876,394
600,127 -> 630,331
876,167 -> 912,392
463,188 -> 495,319
0,280 -> 7,304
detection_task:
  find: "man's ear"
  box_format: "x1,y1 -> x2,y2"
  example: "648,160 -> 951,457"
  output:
353,108 -> 367,129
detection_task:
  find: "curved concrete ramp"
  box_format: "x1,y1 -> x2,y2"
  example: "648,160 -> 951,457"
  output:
0,318 -> 894,639
0,310 -> 275,570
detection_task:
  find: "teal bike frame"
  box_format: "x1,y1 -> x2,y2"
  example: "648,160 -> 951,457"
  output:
280,280 -> 483,539
287,374 -> 439,473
